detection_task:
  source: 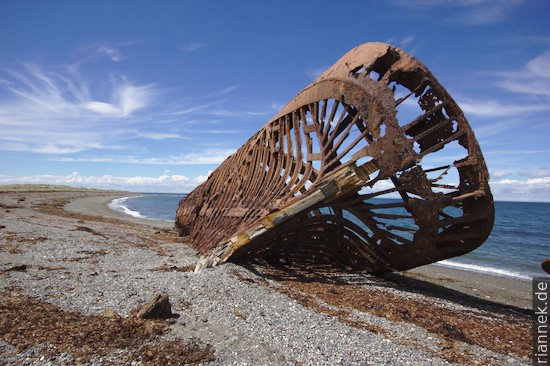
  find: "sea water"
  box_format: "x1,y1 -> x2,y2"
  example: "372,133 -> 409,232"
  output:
109,194 -> 183,221
109,194 -> 550,279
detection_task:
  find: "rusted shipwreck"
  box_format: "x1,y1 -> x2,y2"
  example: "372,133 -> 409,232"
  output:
175,42 -> 494,273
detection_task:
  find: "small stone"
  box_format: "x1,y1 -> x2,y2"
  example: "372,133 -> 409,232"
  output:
134,293 -> 174,319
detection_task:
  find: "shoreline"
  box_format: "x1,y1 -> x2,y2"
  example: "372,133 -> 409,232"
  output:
0,189 -> 533,364
64,193 -> 174,229
77,191 -> 532,310
90,192 -> 533,309
95,193 -> 532,309
403,263 -> 532,310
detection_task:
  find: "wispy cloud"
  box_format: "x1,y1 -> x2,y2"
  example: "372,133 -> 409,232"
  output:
0,63 -> 157,154
456,51 -> 550,122
459,99 -> 550,117
94,44 -> 125,62
197,85 -> 239,99
134,131 -> 188,140
181,129 -> 241,134
522,169 -> 550,178
458,0 -> 524,25
169,103 -> 213,116
82,79 -> 155,117
510,35 -> 550,46
399,35 -> 416,48
77,41 -> 129,62
201,108 -> 275,118
391,0 -> 525,25
0,58 -> 251,157
497,51 -> 550,96
304,66 -> 329,80
491,170 -> 509,178
386,35 -> 417,49
398,88 -> 549,121
179,42 -> 207,52
467,119 -> 525,139
491,168 -> 550,180
166,87 -> 276,120
166,85 -> 239,115
0,45 -> 272,165
46,149 -> 236,165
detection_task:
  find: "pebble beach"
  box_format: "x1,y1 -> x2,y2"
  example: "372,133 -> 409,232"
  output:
0,188 -> 533,365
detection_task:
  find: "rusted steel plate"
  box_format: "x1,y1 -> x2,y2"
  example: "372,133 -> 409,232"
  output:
175,42 -> 494,273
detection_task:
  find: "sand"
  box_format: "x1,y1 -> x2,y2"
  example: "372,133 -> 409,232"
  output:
0,189 -> 534,365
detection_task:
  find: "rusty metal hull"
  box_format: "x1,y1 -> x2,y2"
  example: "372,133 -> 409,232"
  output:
175,42 -> 494,273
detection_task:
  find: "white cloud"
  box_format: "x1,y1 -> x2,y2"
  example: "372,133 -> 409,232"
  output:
181,128 -> 240,134
46,149 -> 236,165
0,63 -> 157,153
77,41 -> 138,63
95,44 -> 125,62
357,172 -> 550,202
459,100 -> 550,118
399,35 -> 416,49
491,176 -> 550,202
497,51 -> 550,97
0,171 -> 209,193
512,35 -> 550,46
460,0 -> 524,25
196,85 -> 239,100
391,0 -> 525,25
359,179 -> 401,198
81,78 -> 156,118
523,169 -> 550,178
83,101 -> 121,115
115,83 -> 155,116
491,170 -> 509,178
169,104 -> 213,116
202,108 -> 275,118
453,51 -> 550,129
0,54 -> 263,159
134,131 -> 186,140
165,85 -> 274,120
449,52 -> 550,122
123,150 -> 235,165
304,66 -> 329,80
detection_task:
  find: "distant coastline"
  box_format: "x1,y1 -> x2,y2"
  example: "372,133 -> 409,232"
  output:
0,184 -> 129,193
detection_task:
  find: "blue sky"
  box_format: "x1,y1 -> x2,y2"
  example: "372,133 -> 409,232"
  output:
1,0 -> 549,201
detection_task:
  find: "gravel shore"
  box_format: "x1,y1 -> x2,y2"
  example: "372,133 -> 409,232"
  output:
1,190 -> 532,365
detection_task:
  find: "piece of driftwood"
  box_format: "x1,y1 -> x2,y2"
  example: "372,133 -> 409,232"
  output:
175,42 -> 494,273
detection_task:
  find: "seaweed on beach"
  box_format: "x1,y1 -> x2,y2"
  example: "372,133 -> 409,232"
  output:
0,291 -> 215,365
238,263 -> 531,365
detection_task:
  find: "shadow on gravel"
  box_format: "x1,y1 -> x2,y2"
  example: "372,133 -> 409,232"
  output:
242,259 -> 530,315
235,260 -> 531,365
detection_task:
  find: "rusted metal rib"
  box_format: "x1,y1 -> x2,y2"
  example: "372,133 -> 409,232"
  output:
175,42 -> 494,273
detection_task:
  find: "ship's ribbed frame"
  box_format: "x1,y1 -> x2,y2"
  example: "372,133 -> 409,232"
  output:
175,42 -> 494,273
